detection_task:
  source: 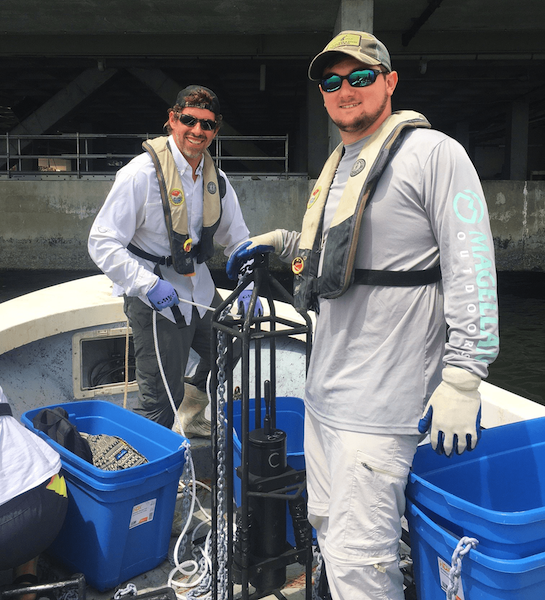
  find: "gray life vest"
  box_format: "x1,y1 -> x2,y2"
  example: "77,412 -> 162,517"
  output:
292,110 -> 433,311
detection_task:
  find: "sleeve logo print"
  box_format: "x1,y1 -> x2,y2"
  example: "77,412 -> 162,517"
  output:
452,189 -> 499,365
453,189 -> 484,224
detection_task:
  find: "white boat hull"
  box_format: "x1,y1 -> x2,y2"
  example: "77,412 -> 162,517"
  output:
0,274 -> 542,427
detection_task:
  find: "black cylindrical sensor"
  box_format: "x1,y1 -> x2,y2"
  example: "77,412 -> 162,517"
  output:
248,426 -> 287,591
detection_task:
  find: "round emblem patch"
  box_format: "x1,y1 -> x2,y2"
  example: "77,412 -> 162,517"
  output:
292,257 -> 304,275
350,159 -> 366,177
207,182 -> 217,195
307,186 -> 321,209
183,238 -> 193,253
170,188 -> 184,205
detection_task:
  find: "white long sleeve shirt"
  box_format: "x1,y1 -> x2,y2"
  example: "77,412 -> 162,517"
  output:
279,128 -> 499,435
88,136 -> 249,323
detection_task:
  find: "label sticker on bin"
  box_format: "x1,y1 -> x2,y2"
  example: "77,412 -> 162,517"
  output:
130,499 -> 156,529
438,556 -> 465,600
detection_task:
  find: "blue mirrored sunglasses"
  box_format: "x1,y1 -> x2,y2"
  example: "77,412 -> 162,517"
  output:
320,68 -> 385,93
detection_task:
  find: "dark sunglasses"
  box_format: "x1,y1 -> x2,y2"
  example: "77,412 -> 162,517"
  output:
177,113 -> 217,131
320,68 -> 385,93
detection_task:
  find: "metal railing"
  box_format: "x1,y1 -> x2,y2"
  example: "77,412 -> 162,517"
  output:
0,132 -> 290,178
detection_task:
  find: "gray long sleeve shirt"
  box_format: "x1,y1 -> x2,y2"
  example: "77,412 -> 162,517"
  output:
279,128 -> 499,435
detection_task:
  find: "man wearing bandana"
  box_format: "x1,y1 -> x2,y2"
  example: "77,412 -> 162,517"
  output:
89,85 -> 251,436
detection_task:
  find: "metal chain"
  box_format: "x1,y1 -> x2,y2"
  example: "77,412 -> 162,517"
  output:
446,536 -> 479,600
185,557 -> 213,599
215,310 -> 231,600
113,583 -> 137,599
168,303 -> 232,600
57,590 -> 82,600
312,550 -> 323,600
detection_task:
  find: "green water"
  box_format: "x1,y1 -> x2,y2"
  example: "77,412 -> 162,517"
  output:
486,272 -> 545,404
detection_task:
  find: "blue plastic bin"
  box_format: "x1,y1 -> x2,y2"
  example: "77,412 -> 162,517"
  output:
22,400 -> 187,591
407,416 -> 545,559
230,396 -> 306,545
407,500 -> 545,599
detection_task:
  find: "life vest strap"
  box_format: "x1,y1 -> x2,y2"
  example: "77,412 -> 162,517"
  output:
0,403 -> 13,416
353,265 -> 441,287
127,242 -> 201,265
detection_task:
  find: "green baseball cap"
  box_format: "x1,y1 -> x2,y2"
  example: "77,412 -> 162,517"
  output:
308,30 -> 392,80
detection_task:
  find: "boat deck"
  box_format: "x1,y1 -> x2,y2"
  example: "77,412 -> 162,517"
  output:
16,474 -> 313,600
2,275 -> 544,600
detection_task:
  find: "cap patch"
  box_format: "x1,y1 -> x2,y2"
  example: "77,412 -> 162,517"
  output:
326,33 -> 361,51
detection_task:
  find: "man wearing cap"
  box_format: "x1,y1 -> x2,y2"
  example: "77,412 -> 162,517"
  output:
89,85 -> 251,436
227,31 -> 499,599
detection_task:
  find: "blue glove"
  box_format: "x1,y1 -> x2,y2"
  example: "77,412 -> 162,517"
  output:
226,231 -> 284,280
237,287 -> 264,318
418,366 -> 482,457
146,278 -> 179,311
227,241 -> 272,281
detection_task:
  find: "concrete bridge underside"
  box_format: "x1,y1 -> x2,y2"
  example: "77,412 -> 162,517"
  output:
1,0 -> 545,180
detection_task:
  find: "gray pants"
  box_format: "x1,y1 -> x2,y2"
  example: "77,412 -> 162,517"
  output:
124,292 -> 221,429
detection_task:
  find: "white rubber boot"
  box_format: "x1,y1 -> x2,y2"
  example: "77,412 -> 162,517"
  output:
173,383 -> 211,438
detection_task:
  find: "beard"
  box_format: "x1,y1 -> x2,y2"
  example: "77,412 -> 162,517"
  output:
173,131 -> 208,161
331,96 -> 389,136
181,145 -> 205,160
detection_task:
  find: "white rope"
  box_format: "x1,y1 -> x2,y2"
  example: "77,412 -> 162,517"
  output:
177,296 -> 216,313
152,309 -> 218,599
446,536 -> 479,600
152,310 -> 203,598
123,319 -> 130,409
175,284 -> 258,314
178,479 -> 212,515
152,309 -> 186,437
151,292 -> 239,598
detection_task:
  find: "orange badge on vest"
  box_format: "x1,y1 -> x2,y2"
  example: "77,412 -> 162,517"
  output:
170,188 -> 184,206
307,186 -> 321,209
292,257 -> 304,275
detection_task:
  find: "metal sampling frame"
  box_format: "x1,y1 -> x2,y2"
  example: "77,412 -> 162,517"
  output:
0,573 -> 86,600
210,253 -> 313,600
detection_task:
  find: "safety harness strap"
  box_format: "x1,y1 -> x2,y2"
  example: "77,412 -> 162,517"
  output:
127,242 -> 201,265
127,243 -> 172,266
353,265 -> 441,287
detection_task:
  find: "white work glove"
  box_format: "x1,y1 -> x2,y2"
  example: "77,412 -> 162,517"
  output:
418,366 -> 482,457
226,230 -> 284,280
